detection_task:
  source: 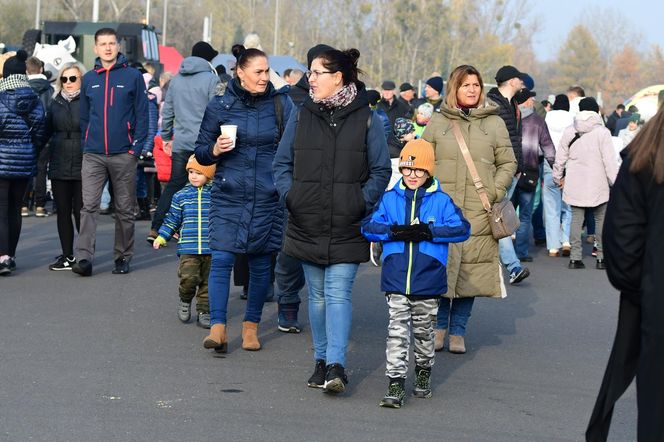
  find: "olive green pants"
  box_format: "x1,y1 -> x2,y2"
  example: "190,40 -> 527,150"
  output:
178,254 -> 211,313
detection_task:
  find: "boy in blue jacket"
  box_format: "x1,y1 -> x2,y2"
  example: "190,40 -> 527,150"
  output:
362,139 -> 470,408
153,155 -> 216,328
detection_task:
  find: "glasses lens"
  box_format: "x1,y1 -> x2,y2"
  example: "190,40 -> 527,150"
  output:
415,169 -> 426,178
402,168 -> 412,176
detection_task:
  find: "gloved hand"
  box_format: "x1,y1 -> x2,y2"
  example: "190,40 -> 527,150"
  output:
152,236 -> 167,250
390,223 -> 433,242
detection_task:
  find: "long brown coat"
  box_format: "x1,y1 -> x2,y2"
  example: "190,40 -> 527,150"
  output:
423,104 -> 517,298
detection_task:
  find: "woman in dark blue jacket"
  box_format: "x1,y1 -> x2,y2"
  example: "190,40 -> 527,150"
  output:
0,50 -> 46,275
273,48 -> 391,393
195,45 -> 293,353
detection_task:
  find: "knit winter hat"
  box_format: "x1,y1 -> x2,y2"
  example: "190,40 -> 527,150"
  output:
399,139 -> 435,176
393,117 -> 415,139
417,102 -> 434,120
306,44 -> 334,68
3,49 -> 28,78
186,155 -> 216,181
552,94 -> 570,111
191,41 -> 218,62
579,97 -> 600,113
425,76 -> 444,94
629,113 -> 641,123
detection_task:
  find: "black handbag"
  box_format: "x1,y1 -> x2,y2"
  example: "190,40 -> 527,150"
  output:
516,166 -> 539,191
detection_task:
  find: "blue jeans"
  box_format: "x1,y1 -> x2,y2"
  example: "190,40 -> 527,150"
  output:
275,251 -> 305,305
531,181 -> 545,241
499,177 -> 521,272
436,297 -> 476,336
302,262 -> 359,366
511,186 -> 535,259
541,162 -> 571,249
208,250 -> 272,325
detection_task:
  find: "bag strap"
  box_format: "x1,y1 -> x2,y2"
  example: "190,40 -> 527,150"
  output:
273,95 -> 285,141
451,120 -> 492,213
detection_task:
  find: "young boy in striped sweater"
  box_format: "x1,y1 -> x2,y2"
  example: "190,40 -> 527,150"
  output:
153,155 -> 216,328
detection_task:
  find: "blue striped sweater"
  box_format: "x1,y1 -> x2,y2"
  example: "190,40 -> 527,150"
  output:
158,183 -> 212,255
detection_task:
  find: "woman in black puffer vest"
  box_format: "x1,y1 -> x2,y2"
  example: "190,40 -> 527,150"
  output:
274,48 -> 391,393
46,62 -> 85,271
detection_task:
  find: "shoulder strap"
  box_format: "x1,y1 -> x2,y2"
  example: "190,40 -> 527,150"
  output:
568,132 -> 581,148
273,94 -> 285,141
451,121 -> 492,213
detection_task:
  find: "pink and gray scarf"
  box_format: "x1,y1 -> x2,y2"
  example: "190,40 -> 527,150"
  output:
310,82 -> 357,109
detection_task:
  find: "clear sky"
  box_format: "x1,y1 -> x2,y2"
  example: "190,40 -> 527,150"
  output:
530,0 -> 664,60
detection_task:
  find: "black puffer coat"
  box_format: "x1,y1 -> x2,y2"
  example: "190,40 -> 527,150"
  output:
487,87 -> 523,173
47,93 -> 81,180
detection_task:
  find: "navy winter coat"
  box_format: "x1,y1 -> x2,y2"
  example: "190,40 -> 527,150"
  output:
195,78 -> 294,253
0,79 -> 46,179
80,53 -> 149,156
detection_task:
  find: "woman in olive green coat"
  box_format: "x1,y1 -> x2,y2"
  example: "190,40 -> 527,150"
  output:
422,65 -> 517,354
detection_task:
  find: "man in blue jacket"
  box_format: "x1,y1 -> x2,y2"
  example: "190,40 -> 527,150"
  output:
73,27 -> 148,276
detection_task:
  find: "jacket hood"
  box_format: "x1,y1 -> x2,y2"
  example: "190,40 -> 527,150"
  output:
28,77 -> 52,95
93,53 -> 129,71
545,109 -> 573,132
574,111 -> 604,134
179,56 -> 215,75
0,86 -> 40,117
391,176 -> 441,198
225,77 -> 287,105
294,74 -> 309,92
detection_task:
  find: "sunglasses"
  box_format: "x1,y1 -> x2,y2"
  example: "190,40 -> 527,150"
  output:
60,76 -> 79,84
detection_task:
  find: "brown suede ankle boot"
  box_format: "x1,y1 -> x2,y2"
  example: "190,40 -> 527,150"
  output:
241,321 -> 261,351
434,329 -> 447,352
448,335 -> 466,354
203,323 -> 227,353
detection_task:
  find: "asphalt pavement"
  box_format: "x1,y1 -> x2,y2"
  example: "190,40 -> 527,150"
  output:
0,214 -> 637,441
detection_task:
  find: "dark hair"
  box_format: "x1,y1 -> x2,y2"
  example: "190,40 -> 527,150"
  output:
315,48 -> 362,86
567,85 -> 585,97
616,103 -> 625,110
541,100 -> 551,108
94,27 -> 117,43
628,102 -> 664,183
627,105 -> 639,113
283,68 -> 293,78
215,64 -> 226,75
231,44 -> 267,71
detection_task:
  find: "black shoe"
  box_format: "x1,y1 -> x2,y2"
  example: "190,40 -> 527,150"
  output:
509,266 -> 530,285
112,258 -> 130,274
72,259 -> 93,276
0,261 -> 10,276
379,377 -> 406,408
534,238 -> 546,247
568,260 -> 585,269
518,256 -> 533,262
596,259 -> 606,270
278,303 -> 301,333
240,285 -> 248,300
8,257 -> 16,271
413,366 -> 432,398
307,359 -> 326,389
49,255 -> 76,271
323,363 -> 348,394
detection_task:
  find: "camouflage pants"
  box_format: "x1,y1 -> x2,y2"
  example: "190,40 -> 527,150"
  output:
178,254 -> 211,313
385,294 -> 439,378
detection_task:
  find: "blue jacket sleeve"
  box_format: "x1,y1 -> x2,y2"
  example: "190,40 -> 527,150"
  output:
132,73 -> 149,154
273,105 -> 299,202
362,112 -> 392,213
194,98 -> 222,166
142,98 -> 158,154
361,195 -> 393,242
430,195 -> 471,243
157,191 -> 183,241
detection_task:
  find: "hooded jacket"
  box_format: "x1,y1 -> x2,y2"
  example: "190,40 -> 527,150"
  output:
80,53 -> 149,156
0,76 -> 46,178
362,177 -> 470,296
288,75 -> 309,107
28,76 -> 53,116
161,56 -> 220,153
157,182 -> 212,255
195,78 -> 293,254
422,103 -> 516,298
553,111 -> 619,207
544,109 -> 574,151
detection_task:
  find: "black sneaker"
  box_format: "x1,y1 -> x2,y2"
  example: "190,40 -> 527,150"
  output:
413,366 -> 432,398
277,303 -> 301,333
509,266 -> 530,284
0,260 -> 10,276
323,363 -> 348,394
8,257 -> 16,271
307,359 -> 326,389
240,285 -> 248,300
112,258 -> 130,274
49,255 -> 76,271
568,260 -> 586,269
72,259 -> 93,277
596,259 -> 606,270
379,377 -> 406,408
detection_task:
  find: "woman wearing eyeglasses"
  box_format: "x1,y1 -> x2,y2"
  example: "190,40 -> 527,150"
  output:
421,65 -> 517,354
45,62 -> 86,271
274,48 -> 391,393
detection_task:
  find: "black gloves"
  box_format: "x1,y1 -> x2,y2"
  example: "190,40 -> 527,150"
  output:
390,223 -> 433,242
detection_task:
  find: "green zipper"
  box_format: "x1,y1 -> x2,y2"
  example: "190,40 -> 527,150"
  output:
197,187 -> 202,254
405,188 -> 418,295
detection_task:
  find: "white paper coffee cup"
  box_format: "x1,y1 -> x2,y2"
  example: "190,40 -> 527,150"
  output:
220,124 -> 238,148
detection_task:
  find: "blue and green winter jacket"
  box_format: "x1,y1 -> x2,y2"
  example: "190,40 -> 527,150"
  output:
362,177 -> 470,296
158,183 -> 212,255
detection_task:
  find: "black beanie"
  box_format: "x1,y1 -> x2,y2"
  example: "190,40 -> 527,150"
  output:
579,97 -> 599,113
367,90 -> 380,106
3,50 -> 28,78
426,76 -> 443,95
552,94 -> 570,111
306,44 -> 334,68
191,41 -> 218,62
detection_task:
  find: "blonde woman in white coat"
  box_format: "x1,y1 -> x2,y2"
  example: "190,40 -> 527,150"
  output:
553,97 -> 619,270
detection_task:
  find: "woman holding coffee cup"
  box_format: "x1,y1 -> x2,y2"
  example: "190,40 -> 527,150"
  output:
195,44 -> 293,353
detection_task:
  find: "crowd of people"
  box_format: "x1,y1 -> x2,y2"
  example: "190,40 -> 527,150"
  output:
1,27 -> 662,437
